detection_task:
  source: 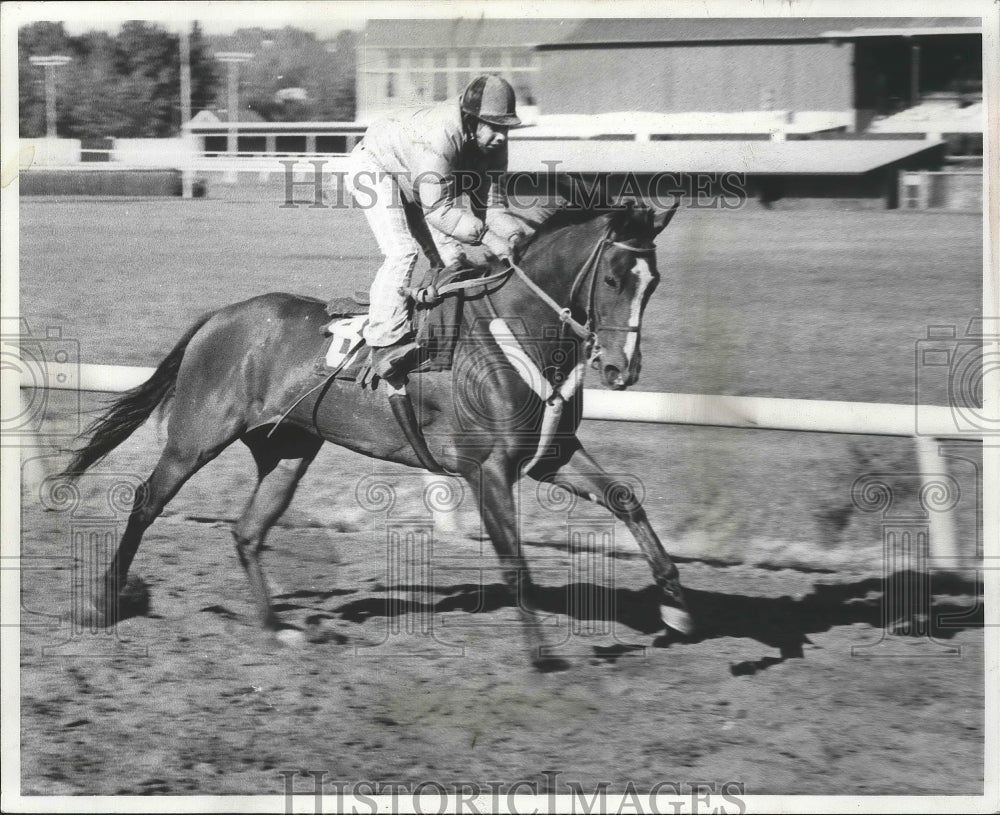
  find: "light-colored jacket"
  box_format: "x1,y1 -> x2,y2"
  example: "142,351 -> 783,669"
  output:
361,99 -> 523,245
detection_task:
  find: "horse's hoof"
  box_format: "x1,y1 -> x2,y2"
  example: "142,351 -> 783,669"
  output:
533,655 -> 571,673
275,628 -> 308,648
72,602 -> 111,629
660,604 -> 694,636
119,576 -> 151,618
77,577 -> 150,628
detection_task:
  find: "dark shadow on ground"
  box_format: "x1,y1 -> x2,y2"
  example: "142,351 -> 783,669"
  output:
327,570 -> 982,672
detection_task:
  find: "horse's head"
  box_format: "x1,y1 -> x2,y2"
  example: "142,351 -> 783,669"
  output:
513,196 -> 679,390
587,202 -> 678,390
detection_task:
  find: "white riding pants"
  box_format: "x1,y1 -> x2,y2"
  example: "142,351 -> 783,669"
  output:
347,144 -> 463,347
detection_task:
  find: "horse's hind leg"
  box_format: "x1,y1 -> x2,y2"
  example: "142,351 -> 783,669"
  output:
530,442 -> 693,637
233,428 -> 322,632
94,433 -> 237,624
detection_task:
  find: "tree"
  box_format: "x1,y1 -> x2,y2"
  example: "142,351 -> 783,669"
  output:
18,20 -> 220,139
212,26 -> 356,122
188,23 -> 217,121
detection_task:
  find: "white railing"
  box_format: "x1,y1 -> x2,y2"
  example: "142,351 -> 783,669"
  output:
18,362 -> 965,436
19,362 -> 979,566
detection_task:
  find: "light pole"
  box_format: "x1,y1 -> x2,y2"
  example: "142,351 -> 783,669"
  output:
214,51 -> 253,158
179,27 -> 193,197
28,55 -> 72,138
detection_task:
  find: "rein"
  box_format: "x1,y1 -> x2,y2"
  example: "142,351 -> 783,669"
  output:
486,226 -> 655,476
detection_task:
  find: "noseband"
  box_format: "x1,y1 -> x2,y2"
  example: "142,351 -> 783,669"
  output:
510,223 -> 656,362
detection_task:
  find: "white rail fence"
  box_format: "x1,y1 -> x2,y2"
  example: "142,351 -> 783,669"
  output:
20,363 -> 977,567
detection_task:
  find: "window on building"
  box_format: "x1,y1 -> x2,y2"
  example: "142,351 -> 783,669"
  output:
455,50 -> 471,94
364,45 -> 540,111
433,50 -> 449,101
409,52 -> 430,102
385,52 -> 400,100
480,48 -> 502,71
275,135 -> 308,154
315,135 -> 348,154
237,135 -> 266,154
512,73 -> 535,105
412,73 -> 428,101
204,135 -> 226,157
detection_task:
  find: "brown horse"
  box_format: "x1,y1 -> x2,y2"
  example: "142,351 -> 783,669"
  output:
63,200 -> 688,670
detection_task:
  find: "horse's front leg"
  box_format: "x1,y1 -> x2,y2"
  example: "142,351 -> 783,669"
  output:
531,442 -> 693,637
465,457 -> 570,672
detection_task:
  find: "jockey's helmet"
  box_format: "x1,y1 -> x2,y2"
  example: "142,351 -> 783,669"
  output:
460,75 -> 522,128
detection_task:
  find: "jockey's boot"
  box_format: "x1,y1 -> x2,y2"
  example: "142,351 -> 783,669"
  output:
371,339 -> 421,385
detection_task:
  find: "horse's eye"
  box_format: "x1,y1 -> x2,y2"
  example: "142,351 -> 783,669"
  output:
604,275 -> 618,288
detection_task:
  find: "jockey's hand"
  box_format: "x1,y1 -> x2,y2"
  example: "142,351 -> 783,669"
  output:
507,231 -> 526,264
481,229 -> 524,265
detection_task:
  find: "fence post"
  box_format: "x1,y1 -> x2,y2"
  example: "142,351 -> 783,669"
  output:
914,435 -> 960,569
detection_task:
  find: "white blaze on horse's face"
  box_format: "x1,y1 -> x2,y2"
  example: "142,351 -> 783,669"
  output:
598,251 -> 658,390
623,256 -> 654,369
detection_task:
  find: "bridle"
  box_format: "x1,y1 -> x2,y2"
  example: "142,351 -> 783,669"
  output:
483,219 -> 658,476
508,222 -> 657,363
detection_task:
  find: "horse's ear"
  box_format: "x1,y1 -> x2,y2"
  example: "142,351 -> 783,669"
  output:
652,201 -> 680,235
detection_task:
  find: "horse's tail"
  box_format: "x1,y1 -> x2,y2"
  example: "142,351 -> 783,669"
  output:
61,311 -> 216,479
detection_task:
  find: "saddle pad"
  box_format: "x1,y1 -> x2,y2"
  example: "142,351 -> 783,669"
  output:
324,295 -> 369,317
323,314 -> 369,374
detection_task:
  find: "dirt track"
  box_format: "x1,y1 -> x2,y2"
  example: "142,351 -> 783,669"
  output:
18,202 -> 985,797
19,416 -> 984,796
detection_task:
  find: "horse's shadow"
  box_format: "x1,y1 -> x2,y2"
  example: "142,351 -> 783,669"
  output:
324,570 -> 982,674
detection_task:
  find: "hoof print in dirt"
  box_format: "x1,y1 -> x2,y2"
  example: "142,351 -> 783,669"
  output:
199,604 -> 239,620
591,643 -> 646,664
533,655 -> 572,673
304,616 -> 348,644
306,628 -> 349,645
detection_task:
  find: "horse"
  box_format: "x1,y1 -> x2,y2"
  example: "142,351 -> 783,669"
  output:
62,199 -> 690,671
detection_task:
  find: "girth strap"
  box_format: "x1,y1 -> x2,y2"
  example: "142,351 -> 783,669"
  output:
387,390 -> 455,476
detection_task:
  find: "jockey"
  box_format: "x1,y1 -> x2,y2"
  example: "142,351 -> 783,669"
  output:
347,74 -> 527,382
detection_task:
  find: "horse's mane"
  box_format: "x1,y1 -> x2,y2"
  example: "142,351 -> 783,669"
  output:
511,178 -> 653,252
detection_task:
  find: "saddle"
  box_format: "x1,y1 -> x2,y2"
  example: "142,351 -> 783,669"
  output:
320,259 -> 500,384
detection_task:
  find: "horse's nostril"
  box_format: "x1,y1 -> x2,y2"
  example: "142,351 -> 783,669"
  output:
603,365 -> 627,390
